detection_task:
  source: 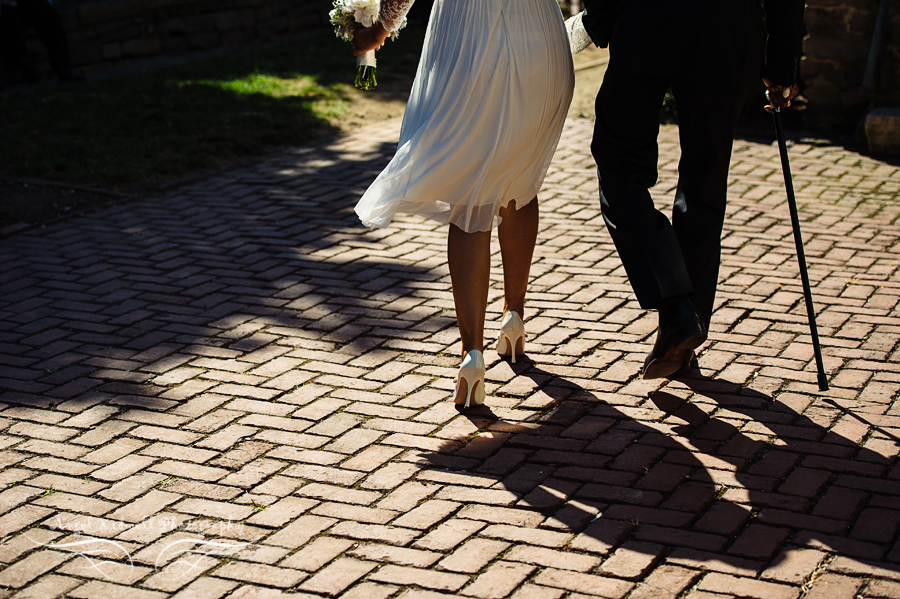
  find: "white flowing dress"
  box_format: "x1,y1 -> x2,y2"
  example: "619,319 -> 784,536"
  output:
355,0 -> 575,233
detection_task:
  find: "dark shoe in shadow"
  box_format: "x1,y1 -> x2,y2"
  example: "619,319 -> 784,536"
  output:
643,297 -> 707,379
670,348 -> 702,378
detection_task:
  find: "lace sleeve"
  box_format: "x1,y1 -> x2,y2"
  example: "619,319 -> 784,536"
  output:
379,0 -> 414,33
565,12 -> 592,55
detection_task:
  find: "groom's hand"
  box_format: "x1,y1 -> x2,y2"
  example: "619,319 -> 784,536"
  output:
764,78 -> 799,113
352,23 -> 390,56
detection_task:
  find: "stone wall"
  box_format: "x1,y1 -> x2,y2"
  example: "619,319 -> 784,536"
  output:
18,0 -> 326,78
803,0 -> 900,130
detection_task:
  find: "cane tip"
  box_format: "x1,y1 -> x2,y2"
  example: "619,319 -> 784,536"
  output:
817,373 -> 829,392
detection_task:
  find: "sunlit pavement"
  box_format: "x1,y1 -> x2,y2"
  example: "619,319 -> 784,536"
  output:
1,118 -> 900,598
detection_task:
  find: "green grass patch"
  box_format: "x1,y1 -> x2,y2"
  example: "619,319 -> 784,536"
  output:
0,27 -> 424,189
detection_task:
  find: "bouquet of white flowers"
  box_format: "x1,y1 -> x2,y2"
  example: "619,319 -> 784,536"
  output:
329,0 -> 406,90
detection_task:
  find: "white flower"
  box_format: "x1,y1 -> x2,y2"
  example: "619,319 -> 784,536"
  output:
332,0 -> 353,14
349,0 -> 379,27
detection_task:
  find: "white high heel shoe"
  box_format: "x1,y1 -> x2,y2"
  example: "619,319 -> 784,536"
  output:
455,349 -> 486,409
496,311 -> 526,364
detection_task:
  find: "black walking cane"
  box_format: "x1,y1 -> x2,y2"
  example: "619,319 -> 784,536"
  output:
771,105 -> 829,391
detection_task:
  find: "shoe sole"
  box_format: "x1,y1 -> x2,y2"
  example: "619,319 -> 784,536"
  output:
642,330 -> 706,380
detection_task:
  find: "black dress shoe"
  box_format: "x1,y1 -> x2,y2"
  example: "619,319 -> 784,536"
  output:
642,297 -> 707,380
670,349 -> 701,378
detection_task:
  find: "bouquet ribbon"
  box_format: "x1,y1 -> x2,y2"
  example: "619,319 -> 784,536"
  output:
357,49 -> 377,69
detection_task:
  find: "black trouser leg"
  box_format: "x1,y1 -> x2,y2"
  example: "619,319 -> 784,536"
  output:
669,79 -> 749,330
592,67 -> 693,309
0,5 -> 28,68
15,0 -> 72,75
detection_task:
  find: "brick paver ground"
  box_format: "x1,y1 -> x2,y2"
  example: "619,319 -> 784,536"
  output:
1,117 -> 900,599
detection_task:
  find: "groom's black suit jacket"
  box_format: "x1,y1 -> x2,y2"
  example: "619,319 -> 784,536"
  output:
581,0 -> 804,88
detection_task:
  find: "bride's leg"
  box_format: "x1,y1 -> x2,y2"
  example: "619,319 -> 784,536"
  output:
498,198 -> 539,315
448,223 -> 491,357
448,223 -> 491,404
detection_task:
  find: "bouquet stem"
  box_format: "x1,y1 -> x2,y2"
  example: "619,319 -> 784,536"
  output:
355,49 -> 377,91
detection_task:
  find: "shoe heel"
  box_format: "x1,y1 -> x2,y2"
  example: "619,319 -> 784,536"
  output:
455,350 -> 486,409
497,311 -> 525,364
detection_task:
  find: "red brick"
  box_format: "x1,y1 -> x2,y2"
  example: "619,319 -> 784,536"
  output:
804,573 -> 863,599
413,519 -> 485,552
5,574 -> 81,598
435,486 -> 518,506
746,450 -> 802,478
569,519 -> 633,555
348,543 -> 440,568
793,531 -> 885,560
599,541 -> 665,580
0,550 -> 71,588
635,463 -> 692,492
727,525 -> 790,560
532,568 -> 633,598
279,536 -> 354,571
812,486 -> 867,520
627,565 -> 700,599
341,445 -> 404,472
667,548 -> 764,577
504,545 -> 600,573
509,585 -> 565,599
697,573 -> 799,599
296,482 -> 380,505
757,508 -> 846,535
865,579 -> 900,598
369,565 -> 469,592
760,547 -> 827,584
329,520 -> 420,546
660,482 -> 717,512
636,525 -> 727,552
462,561 -> 536,598
437,538 -> 509,573
299,558 -> 378,595
480,524 -> 572,548
476,448 -> 530,476
362,462 -> 421,490
341,582 -> 399,599
378,482 -> 440,512
851,507 -> 900,543
216,561 -> 307,588
69,580 -> 168,599
693,501 -> 751,535
777,467 -> 832,497
828,555 -> 900,581
264,515 -> 336,549
459,504 -> 544,527
604,505 -> 693,527
393,500 -> 460,530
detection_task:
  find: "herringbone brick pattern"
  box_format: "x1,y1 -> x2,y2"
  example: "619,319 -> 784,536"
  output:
0,117 -> 899,599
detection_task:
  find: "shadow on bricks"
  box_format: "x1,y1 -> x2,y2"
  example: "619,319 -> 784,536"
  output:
420,361 -> 900,590
0,118 -> 899,598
